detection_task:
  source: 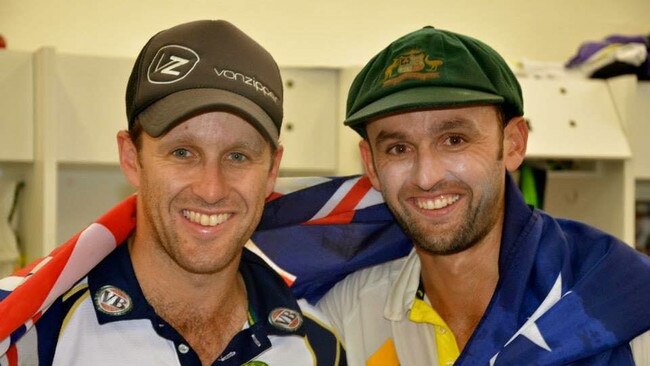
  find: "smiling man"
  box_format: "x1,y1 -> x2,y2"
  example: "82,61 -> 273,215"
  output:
317,26 -> 650,365
8,20 -> 345,365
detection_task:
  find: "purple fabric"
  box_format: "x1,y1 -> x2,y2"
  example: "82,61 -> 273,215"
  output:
566,34 -> 648,68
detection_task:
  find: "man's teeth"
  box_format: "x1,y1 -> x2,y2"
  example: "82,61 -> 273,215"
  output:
417,195 -> 460,210
183,210 -> 231,226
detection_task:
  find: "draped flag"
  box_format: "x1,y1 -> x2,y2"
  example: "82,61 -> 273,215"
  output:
455,176 -> 650,365
0,195 -> 137,363
1,174 -> 649,365
251,175 -> 412,302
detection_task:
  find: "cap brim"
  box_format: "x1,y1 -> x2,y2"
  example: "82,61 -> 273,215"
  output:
137,88 -> 279,146
345,86 -> 505,128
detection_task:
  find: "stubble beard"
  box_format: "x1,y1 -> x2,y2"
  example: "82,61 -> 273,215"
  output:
138,182 -> 253,276
387,181 -> 502,256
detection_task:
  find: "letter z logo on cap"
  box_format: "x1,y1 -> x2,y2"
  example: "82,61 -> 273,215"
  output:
147,45 -> 200,84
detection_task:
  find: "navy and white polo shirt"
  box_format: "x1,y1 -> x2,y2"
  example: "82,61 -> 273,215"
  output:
13,244 -> 346,365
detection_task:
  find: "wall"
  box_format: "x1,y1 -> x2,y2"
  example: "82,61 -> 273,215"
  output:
3,0 -> 648,175
1,0 -> 648,68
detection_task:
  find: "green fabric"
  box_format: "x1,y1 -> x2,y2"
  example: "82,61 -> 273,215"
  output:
519,164 -> 539,208
344,26 -> 524,137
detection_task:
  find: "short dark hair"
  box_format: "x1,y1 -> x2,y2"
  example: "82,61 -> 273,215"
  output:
128,119 -> 144,151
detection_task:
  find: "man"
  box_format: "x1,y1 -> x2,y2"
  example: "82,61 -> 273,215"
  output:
2,20 -> 345,365
317,26 -> 650,365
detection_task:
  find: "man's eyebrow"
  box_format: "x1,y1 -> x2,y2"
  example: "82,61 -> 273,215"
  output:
374,130 -> 408,145
433,119 -> 478,134
230,140 -> 266,154
156,132 -> 194,148
374,118 -> 479,144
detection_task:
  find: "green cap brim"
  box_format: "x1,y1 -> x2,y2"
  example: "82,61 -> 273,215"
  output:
345,86 -> 505,132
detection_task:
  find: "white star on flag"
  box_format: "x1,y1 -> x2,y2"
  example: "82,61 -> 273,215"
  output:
490,273 -> 568,365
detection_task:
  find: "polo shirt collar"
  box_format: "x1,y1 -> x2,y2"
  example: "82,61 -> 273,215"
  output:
384,248 -> 420,321
87,242 -> 307,336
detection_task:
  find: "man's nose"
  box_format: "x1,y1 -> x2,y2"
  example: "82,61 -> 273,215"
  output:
412,149 -> 445,191
192,162 -> 228,204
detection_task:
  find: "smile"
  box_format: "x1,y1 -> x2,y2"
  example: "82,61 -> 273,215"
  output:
182,209 -> 231,227
416,195 -> 460,210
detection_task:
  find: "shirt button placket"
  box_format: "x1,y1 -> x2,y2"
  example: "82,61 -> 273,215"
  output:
178,343 -> 190,354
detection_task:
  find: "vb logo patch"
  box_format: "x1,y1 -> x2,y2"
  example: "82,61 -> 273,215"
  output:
268,307 -> 303,332
94,285 -> 133,316
147,45 -> 200,84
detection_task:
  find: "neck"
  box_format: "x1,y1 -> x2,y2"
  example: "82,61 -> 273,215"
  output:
416,220 -> 502,351
129,237 -> 248,365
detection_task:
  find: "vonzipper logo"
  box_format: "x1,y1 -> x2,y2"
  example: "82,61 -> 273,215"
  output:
214,68 -> 280,104
147,45 -> 200,84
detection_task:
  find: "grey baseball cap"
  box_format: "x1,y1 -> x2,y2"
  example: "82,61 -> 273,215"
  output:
125,20 -> 283,146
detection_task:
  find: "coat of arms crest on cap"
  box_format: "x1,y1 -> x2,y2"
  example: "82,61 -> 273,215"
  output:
383,49 -> 443,87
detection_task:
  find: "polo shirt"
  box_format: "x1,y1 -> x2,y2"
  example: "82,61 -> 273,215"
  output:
13,244 -> 345,365
317,249 -> 444,366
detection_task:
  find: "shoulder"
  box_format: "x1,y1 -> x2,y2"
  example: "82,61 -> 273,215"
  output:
315,256 -> 408,366
539,210 -> 649,269
10,277 -> 91,365
317,255 -> 407,328
540,210 -> 625,251
323,255 -> 406,303
36,277 -> 91,334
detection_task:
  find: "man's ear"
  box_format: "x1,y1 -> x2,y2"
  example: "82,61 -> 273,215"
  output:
503,117 -> 529,172
359,139 -> 382,192
266,145 -> 284,197
117,130 -> 141,188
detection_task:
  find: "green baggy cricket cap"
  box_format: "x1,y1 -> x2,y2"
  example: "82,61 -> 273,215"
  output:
345,26 -> 524,137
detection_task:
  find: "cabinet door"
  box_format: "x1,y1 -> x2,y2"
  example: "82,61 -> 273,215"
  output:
56,54 -> 134,164
0,51 -> 33,161
279,68 -> 338,174
520,78 -> 631,159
